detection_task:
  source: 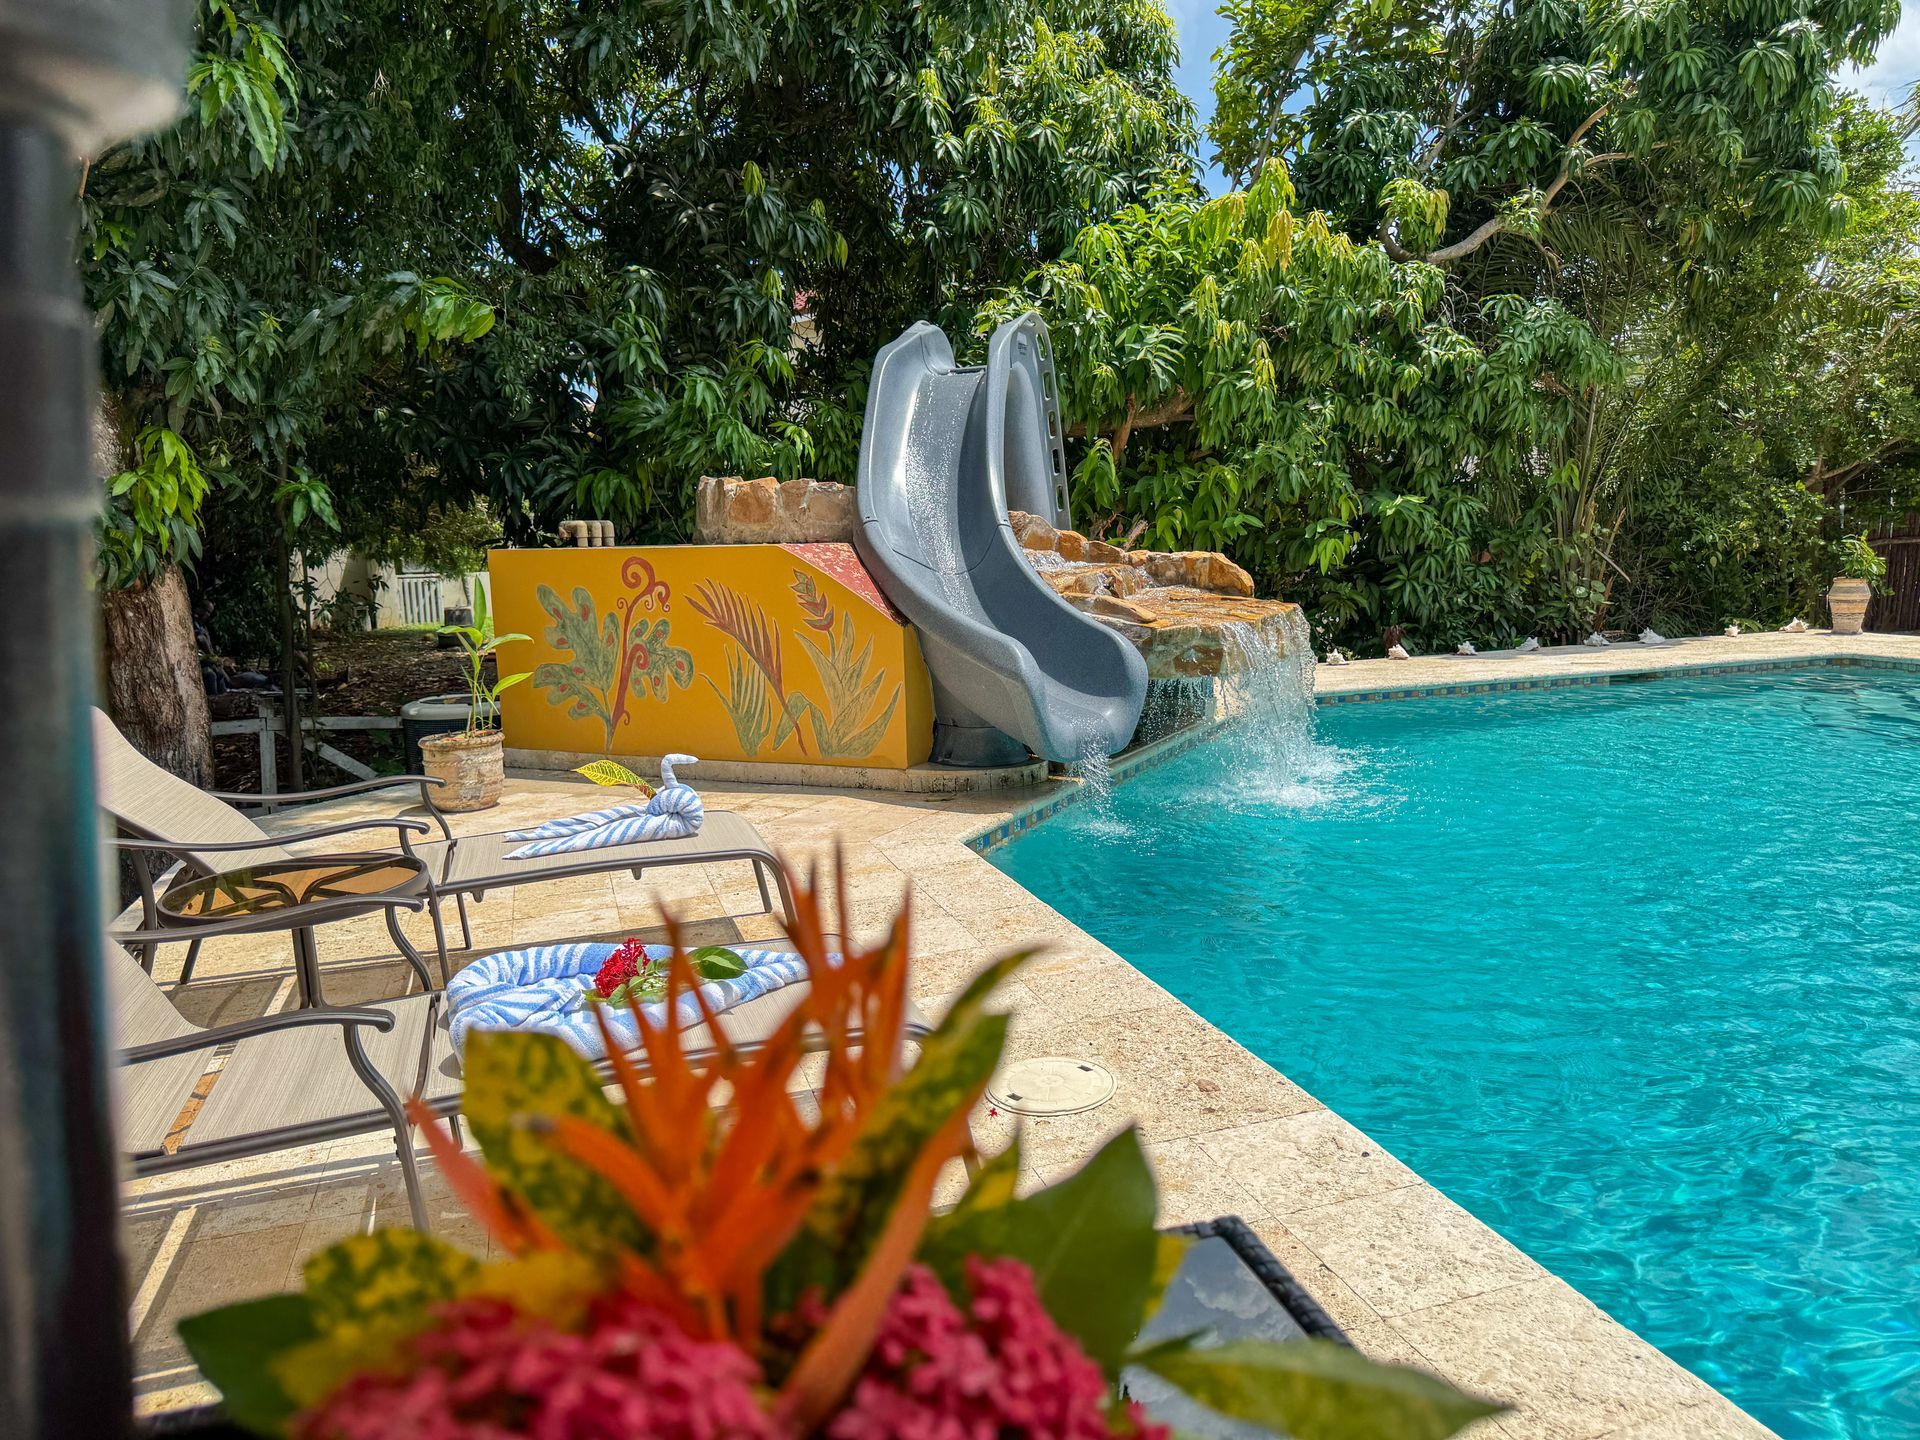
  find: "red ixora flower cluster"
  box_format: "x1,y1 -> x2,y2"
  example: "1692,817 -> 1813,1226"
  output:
294,1293 -> 780,1440
828,1259 -> 1169,1440
592,938 -> 652,999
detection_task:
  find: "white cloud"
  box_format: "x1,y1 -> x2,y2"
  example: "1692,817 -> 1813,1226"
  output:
1848,3 -> 1919,108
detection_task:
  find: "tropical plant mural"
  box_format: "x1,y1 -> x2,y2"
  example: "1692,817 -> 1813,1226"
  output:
688,579 -> 809,757
689,574 -> 903,761
532,557 -> 693,750
790,570 -> 902,758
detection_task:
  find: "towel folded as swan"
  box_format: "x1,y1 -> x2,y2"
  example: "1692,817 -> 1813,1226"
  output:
445,939 -> 813,1059
504,753 -> 704,858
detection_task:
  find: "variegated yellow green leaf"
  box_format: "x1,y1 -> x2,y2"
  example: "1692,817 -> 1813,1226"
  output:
932,1130 -> 1021,1226
274,1315 -> 427,1412
768,1006 -> 1009,1310
258,1231 -> 485,1413
574,758 -> 648,790
1141,1337 -> 1505,1440
466,1249 -> 603,1328
461,1030 -> 652,1258
300,1229 -> 480,1335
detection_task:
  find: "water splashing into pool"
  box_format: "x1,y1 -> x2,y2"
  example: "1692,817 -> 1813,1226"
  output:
1181,609 -> 1350,811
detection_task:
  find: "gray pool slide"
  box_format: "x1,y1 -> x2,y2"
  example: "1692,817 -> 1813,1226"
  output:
854,312 -> 1148,767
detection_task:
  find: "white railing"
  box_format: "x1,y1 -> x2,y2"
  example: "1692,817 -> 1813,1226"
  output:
396,571 -> 442,627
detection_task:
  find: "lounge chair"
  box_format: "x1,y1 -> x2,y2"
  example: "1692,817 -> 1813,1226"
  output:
93,708 -> 796,983
114,904 -> 928,1230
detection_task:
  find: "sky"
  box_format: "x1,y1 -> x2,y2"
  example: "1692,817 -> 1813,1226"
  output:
1164,1 -> 1920,193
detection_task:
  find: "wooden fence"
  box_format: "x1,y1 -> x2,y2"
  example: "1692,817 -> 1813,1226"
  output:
1867,517 -> 1920,632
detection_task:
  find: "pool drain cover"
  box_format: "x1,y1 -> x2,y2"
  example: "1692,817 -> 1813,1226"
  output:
987,1057 -> 1115,1117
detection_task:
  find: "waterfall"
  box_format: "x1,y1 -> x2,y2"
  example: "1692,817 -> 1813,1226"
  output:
1210,609 -> 1359,812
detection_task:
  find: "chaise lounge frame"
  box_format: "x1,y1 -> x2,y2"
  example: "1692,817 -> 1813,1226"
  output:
93,708 -> 796,992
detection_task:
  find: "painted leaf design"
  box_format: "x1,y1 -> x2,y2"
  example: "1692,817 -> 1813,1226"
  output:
461,1030 -> 652,1258
1141,1337 -> 1505,1440
628,618 -> 695,703
793,612 -> 901,758
533,584 -> 617,736
706,647 -> 774,754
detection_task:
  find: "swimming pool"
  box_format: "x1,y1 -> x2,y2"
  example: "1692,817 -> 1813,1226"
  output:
988,664 -> 1920,1439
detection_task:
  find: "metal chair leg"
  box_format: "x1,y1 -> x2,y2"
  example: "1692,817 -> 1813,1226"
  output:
384,906 -> 439,994
427,902 -> 452,988
393,1129 -> 431,1233
754,860 -> 774,916
175,938 -> 202,985
454,892 -> 473,951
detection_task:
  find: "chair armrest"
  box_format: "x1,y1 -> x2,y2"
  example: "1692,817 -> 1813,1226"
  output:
210,774 -> 444,806
122,1005 -> 397,1064
112,894 -> 427,948
111,816 -> 432,857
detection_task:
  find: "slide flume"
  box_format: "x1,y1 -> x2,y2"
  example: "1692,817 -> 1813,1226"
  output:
854,313 -> 1147,766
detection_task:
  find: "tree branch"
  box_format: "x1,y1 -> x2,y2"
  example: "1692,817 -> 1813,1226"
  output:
1390,105 -> 1618,268
1068,389 -> 1193,438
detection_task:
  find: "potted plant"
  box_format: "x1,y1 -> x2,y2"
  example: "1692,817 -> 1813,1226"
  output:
1827,534 -> 1886,637
418,580 -> 530,811
175,860 -> 1501,1440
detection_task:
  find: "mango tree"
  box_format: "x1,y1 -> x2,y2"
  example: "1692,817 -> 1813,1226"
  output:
983,167 -> 1615,649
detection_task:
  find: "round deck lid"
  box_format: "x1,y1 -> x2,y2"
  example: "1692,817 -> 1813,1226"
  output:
987,1057 -> 1116,1116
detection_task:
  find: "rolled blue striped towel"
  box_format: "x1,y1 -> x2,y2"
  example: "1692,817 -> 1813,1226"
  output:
445,939 -> 814,1060
504,754 -> 704,858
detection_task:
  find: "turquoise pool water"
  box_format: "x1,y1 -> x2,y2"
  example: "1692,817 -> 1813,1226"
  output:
989,665 -> 1920,1438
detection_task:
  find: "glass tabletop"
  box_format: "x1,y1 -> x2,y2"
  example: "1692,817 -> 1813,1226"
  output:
159,854 -> 427,921
1126,1220 -> 1345,1437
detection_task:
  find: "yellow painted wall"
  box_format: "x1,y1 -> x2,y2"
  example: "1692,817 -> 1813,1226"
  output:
489,545 -> 933,769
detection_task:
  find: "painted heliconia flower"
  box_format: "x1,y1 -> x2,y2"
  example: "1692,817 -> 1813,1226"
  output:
827,1259 -> 1169,1440
293,1294 -> 780,1440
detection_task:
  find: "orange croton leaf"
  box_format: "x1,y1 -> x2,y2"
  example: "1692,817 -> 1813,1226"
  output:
415,854 -> 936,1356
774,1101 -> 982,1435
404,1097 -> 561,1256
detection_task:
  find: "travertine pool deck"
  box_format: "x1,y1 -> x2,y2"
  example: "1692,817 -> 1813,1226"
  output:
124,631 -> 1920,1435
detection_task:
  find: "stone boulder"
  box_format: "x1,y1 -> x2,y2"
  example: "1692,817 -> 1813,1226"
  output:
1007,511 -> 1254,596
695,476 -> 859,544
1008,510 -> 1060,552
1126,549 -> 1255,598
1039,563 -> 1154,601
1078,587 -> 1303,680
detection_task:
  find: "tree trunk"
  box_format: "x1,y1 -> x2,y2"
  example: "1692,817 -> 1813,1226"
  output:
100,565 -> 212,784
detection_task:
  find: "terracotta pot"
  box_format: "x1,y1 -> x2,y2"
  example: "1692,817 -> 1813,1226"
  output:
419,729 -> 506,812
1827,576 -> 1871,636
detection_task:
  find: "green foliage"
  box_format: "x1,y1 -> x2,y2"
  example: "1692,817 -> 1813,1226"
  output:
438,580 -> 531,732
101,426 -> 210,588
1837,534 -> 1888,585
989,166 -> 1617,648
1212,0 -> 1899,289
921,1127 -> 1162,1375
347,0 -> 1196,541
177,1294 -> 315,1436
1140,1337 -> 1505,1440
1606,101 -> 1920,632
86,0 -> 502,631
